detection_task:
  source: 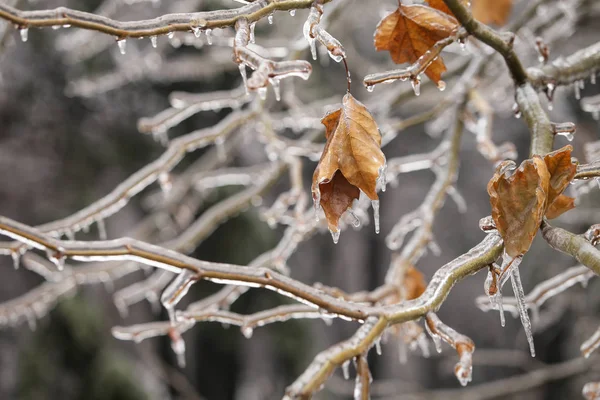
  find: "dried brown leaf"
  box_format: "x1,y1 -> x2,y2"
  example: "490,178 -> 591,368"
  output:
545,194 -> 576,220
471,0 -> 513,26
312,93 -> 385,233
543,145 -> 577,206
488,157 -> 550,257
374,4 -> 458,84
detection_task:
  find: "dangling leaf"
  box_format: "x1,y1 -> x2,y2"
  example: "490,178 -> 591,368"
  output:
312,93 -> 385,233
488,145 -> 578,255
488,157 -> 550,257
471,0 -> 513,26
374,4 -> 458,84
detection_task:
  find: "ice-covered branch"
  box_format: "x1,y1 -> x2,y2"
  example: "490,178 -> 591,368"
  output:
283,316 -> 386,399
515,83 -> 554,156
0,1 -> 330,40
425,312 -> 475,386
541,220 -> 600,275
575,161 -> 600,180
363,31 -> 468,95
528,41 -> 600,91
442,0 -> 528,85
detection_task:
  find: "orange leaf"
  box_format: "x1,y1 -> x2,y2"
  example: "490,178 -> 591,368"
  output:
545,194 -> 575,219
487,157 -> 550,257
542,145 -> 577,206
374,4 -> 458,84
312,93 -> 385,233
427,0 -> 468,16
471,0 -> 513,26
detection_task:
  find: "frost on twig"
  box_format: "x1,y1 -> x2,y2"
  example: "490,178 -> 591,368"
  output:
425,312 -> 475,386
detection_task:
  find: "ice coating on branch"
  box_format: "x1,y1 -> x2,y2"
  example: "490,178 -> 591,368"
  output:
160,269 -> 197,324
168,327 -> 187,368
581,326 -> 600,358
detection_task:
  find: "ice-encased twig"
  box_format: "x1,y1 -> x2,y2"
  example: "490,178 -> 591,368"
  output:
425,312 -> 475,386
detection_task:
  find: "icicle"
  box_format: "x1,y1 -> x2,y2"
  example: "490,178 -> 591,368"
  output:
398,339 -> 408,364
192,26 -> 201,38
455,364 -> 472,387
158,172 -> 172,195
46,249 -> 66,271
169,329 -> 187,368
268,14 -> 274,24
330,229 -> 340,244
512,103 -> 522,119
458,37 -> 466,51
11,250 -> 20,270
510,263 -> 535,357
97,219 -> 107,240
249,22 -> 256,44
214,136 -> 226,162
575,82 -> 581,100
425,320 -> 443,353
371,200 -> 380,234
205,29 -> 213,45
552,121 -> 576,141
257,87 -> 267,100
117,38 -> 126,55
437,80 -> 446,91
347,210 -> 361,228
375,338 -> 382,355
150,35 -> 158,48
167,32 -> 175,39
52,25 -> 61,30
241,326 -> 253,338
19,27 -> 28,42
239,64 -> 249,94
377,163 -> 388,193
161,269 -> 197,325
289,9 -> 296,16
484,266 -> 506,327
366,85 -> 374,93
64,229 -> 75,240
591,72 -> 597,85
342,360 -> 351,380
270,78 -> 281,101
411,76 -> 421,96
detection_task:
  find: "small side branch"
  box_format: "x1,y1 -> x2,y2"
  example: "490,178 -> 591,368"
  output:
541,220 -> 600,275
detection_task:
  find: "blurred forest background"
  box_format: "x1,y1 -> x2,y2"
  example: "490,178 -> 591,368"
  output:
0,0 -> 600,399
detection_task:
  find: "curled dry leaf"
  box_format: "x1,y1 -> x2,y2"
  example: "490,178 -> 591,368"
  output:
487,145 -> 576,257
312,93 -> 385,237
471,0 -> 513,26
374,4 -> 458,84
